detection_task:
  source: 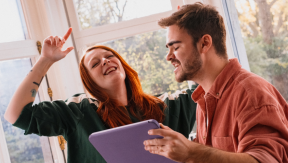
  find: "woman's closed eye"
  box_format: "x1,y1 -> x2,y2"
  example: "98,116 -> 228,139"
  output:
92,62 -> 99,68
92,55 -> 113,68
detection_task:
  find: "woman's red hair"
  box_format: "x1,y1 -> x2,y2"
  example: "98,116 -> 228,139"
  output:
79,45 -> 166,128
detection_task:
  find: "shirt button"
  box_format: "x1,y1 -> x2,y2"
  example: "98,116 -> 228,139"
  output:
216,93 -> 219,96
203,136 -> 206,139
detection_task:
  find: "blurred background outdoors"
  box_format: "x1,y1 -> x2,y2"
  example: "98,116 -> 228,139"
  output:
235,0 -> 288,101
74,0 -> 288,100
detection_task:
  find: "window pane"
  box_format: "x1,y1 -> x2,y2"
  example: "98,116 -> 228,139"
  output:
0,0 -> 27,43
74,0 -> 172,29
0,58 -> 49,163
99,29 -> 188,95
235,0 -> 288,101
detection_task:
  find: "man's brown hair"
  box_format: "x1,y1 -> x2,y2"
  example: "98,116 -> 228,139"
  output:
158,2 -> 227,58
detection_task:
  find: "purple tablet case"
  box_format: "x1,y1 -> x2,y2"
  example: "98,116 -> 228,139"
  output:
89,119 -> 177,163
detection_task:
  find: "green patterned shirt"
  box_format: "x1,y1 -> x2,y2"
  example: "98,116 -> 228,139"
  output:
13,86 -> 197,163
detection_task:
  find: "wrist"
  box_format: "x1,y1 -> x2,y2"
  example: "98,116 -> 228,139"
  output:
34,56 -> 54,74
183,141 -> 199,163
185,142 -> 215,163
38,56 -> 55,67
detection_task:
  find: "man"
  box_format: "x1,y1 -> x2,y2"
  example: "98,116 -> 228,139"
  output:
144,2 -> 288,163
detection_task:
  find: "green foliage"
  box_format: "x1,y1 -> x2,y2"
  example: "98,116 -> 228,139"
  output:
244,36 -> 270,80
245,35 -> 288,76
244,35 -> 288,100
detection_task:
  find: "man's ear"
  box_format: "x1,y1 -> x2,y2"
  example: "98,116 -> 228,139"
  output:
199,34 -> 212,54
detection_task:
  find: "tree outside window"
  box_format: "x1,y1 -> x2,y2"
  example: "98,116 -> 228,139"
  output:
235,0 -> 288,101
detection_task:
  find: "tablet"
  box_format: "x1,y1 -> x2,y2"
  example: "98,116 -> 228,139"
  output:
89,119 -> 177,163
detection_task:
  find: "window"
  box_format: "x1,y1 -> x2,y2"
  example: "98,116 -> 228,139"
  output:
0,0 -> 28,43
65,0 -> 191,94
64,0 -> 184,48
0,58 -> 46,163
224,0 -> 288,101
0,0 -> 54,162
74,0 -> 172,29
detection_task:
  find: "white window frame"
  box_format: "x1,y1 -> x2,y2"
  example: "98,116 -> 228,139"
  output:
0,10 -> 39,161
64,0 -> 238,58
63,0 -> 240,87
64,0 -> 185,49
0,0 -> 43,162
221,0 -> 250,71
0,40 -> 38,61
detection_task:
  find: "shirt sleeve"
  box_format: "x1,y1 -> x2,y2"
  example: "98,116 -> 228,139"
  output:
12,99 -> 84,137
158,87 -> 197,138
237,105 -> 288,163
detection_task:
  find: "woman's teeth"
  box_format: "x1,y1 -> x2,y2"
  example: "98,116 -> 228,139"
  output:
105,67 -> 116,75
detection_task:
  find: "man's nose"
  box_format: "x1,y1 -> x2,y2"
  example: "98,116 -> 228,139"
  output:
166,50 -> 174,61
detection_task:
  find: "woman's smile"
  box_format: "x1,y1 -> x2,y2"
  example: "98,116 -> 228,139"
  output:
104,66 -> 117,75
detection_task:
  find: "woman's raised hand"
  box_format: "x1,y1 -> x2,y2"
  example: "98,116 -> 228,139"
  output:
41,28 -> 74,63
4,28 -> 74,124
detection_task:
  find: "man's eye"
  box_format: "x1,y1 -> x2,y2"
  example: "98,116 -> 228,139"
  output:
175,47 -> 179,51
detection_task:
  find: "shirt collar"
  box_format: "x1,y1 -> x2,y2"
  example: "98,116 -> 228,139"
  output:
192,58 -> 242,101
192,84 -> 205,103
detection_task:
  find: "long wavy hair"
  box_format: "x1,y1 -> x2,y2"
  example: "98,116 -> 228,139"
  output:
79,45 -> 166,128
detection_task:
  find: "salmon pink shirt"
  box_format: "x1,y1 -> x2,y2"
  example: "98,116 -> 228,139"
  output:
192,58 -> 288,163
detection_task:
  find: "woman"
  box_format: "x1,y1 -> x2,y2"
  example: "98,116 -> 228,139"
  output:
4,28 -> 196,163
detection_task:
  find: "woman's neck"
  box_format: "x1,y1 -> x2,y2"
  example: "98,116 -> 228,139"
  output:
105,81 -> 128,106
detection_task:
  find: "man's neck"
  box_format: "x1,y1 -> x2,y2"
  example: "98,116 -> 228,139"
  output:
194,57 -> 229,93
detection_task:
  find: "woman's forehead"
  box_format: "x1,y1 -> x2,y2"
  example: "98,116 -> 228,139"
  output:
86,48 -> 111,57
85,48 -> 112,62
